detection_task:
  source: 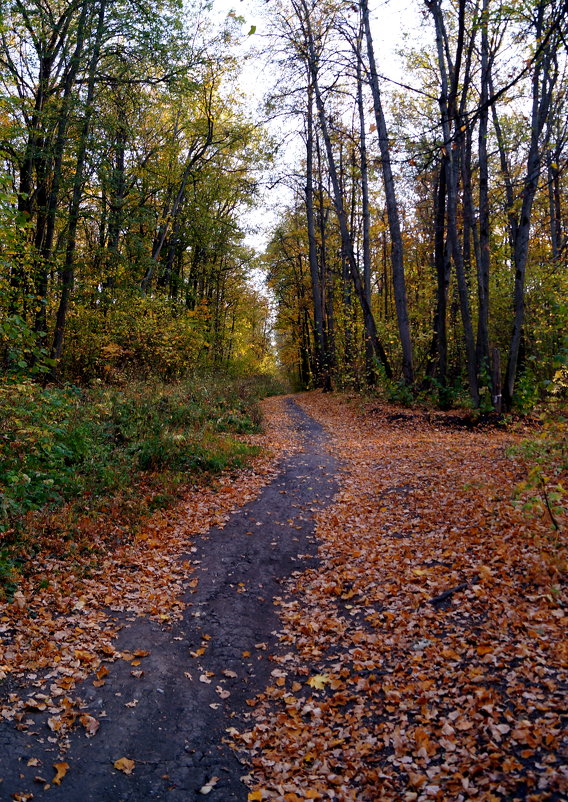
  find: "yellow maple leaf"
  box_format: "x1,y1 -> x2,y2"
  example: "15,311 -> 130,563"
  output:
307,673 -> 330,690
248,791 -> 264,801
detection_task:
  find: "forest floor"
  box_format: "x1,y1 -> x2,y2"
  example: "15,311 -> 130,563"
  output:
0,392 -> 566,802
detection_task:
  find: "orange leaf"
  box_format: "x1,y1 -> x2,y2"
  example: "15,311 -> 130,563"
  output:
53,761 -> 70,785
80,714 -> 100,737
96,665 -> 109,681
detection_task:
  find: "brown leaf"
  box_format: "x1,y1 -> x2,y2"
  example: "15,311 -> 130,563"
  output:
79,714 -> 100,737
113,757 -> 135,775
198,776 -> 220,794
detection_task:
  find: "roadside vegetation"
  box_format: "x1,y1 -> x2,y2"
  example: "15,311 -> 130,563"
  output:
0,372 -> 283,599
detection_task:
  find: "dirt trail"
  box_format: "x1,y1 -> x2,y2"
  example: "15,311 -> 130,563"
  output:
0,400 -> 338,801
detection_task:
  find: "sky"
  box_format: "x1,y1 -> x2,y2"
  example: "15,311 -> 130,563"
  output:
207,0 -> 427,251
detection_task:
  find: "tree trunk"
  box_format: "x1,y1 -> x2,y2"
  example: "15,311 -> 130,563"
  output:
476,0 -> 491,389
297,0 -> 391,378
361,0 -> 413,384
427,0 -> 479,406
305,79 -> 328,388
432,161 -> 450,391
316,135 -> 335,376
503,5 -> 557,408
51,0 -> 107,366
355,21 -> 374,384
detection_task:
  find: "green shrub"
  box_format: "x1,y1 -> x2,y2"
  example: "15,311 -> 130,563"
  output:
510,416 -> 567,532
0,372 -> 276,543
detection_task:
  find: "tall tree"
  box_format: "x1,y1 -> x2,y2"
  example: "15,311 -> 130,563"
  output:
359,0 -> 413,384
291,0 -> 392,377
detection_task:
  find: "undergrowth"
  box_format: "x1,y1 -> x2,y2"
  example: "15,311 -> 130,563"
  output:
0,372 -> 283,597
510,413 -> 567,535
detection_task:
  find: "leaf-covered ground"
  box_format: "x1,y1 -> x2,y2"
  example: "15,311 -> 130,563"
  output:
0,396 -> 298,746
235,393 -> 567,802
1,392 -> 565,801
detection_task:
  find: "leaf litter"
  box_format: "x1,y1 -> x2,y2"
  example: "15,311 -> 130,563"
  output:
232,392 -> 567,802
0,397 -> 299,781
2,391 -> 565,800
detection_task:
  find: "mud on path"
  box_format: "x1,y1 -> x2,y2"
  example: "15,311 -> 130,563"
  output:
0,400 -> 338,801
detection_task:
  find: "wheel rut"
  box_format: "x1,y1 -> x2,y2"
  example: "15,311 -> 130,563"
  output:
0,399 -> 338,801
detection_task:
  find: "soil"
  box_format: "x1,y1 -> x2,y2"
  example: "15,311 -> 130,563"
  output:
0,400 -> 338,801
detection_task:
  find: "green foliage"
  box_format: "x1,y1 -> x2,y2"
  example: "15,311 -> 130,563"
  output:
512,358 -> 541,414
0,314 -> 56,377
0,373 -> 276,543
0,550 -> 17,599
62,296 -> 210,382
385,379 -> 415,407
510,416 -> 567,532
373,361 -> 415,406
415,376 -> 462,410
543,334 -> 568,402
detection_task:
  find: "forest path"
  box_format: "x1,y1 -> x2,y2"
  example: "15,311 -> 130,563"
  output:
0,400 -> 338,801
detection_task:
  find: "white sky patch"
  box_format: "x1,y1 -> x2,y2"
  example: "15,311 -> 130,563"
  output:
205,0 -> 427,254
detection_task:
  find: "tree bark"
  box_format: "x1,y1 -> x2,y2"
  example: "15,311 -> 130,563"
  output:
296,0 -> 391,378
305,78 -> 329,388
476,0 -> 491,388
355,21 -> 374,383
360,0 -> 413,384
504,4 -> 557,407
426,0 -> 479,406
51,0 -> 107,365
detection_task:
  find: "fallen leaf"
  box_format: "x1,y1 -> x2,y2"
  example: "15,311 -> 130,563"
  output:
199,775 -> 220,794
52,762 -> 70,785
79,714 -> 100,737
96,665 -> 109,681
13,590 -> 26,609
307,673 -> 330,689
114,757 -> 135,774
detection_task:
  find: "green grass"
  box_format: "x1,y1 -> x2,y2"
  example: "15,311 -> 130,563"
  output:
0,372 -> 284,595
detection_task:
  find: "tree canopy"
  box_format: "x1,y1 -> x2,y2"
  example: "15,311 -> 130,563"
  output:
0,0 -> 566,409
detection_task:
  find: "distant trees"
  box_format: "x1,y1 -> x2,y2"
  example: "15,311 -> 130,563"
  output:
265,0 -> 567,407
1,0 -> 564,404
